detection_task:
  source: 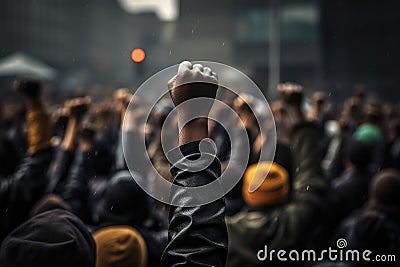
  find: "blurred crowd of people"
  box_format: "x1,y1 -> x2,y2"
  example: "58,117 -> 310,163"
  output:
0,71 -> 399,267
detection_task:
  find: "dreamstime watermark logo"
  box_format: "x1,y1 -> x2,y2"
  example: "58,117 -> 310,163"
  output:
122,61 -> 277,207
257,238 -> 396,263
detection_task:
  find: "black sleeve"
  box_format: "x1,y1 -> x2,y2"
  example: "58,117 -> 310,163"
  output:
161,140 -> 228,267
46,148 -> 75,194
0,148 -> 52,238
60,150 -> 92,219
0,148 -> 52,206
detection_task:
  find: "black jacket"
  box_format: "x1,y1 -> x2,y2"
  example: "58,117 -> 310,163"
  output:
329,169 -> 371,225
0,148 -> 52,241
226,123 -> 327,267
335,211 -> 400,267
161,140 -> 228,267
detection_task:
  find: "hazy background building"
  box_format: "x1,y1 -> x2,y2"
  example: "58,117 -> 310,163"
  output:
1,0 -> 399,100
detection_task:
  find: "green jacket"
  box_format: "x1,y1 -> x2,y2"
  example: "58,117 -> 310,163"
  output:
226,123 -> 327,267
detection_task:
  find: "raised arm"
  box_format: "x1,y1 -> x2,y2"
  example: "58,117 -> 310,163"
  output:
0,78 -> 53,238
47,97 -> 91,193
161,61 -> 228,267
277,83 -> 327,247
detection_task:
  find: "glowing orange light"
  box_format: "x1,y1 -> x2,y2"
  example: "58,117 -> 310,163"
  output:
131,48 -> 146,63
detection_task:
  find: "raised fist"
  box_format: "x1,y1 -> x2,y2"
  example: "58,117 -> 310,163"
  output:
14,77 -> 41,99
312,91 -> 328,106
168,61 -> 218,122
278,82 -> 303,107
64,97 -> 91,120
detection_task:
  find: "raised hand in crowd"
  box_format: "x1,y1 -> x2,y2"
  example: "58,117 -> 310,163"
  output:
61,97 -> 91,151
168,61 -> 218,144
161,61 -> 228,267
278,82 -> 305,125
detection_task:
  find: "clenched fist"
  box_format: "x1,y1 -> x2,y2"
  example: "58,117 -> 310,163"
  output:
169,61 -> 218,121
278,82 -> 303,107
64,97 -> 91,120
168,61 -> 219,144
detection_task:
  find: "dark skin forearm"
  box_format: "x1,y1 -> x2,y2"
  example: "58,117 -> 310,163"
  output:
178,118 -> 208,145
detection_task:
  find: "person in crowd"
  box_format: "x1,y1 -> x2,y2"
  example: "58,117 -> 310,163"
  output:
2,60 -> 400,267
226,83 -> 327,267
0,78 -> 53,242
222,93 -> 262,215
93,226 -> 147,267
383,118 -> 400,170
307,91 -> 329,126
353,100 -> 385,172
331,169 -> 400,267
316,138 -> 374,248
0,194 -> 96,267
160,61 -> 228,266
0,97 -> 26,176
329,139 -> 373,223
93,170 -> 167,267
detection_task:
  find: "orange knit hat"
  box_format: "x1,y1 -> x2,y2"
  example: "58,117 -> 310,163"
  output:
243,161 -> 289,206
93,226 -> 147,267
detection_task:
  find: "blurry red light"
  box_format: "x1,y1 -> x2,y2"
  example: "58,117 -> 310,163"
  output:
131,48 -> 145,63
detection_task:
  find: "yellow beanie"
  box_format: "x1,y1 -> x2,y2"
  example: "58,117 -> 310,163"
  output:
93,226 -> 147,267
243,162 -> 289,206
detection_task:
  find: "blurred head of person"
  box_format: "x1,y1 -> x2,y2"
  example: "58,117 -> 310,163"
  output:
14,77 -> 41,99
344,139 -> 373,172
123,101 -> 150,141
95,170 -> 149,227
149,99 -> 176,145
93,226 -> 147,267
386,118 -> 400,143
362,100 -> 383,125
243,161 -> 289,207
150,99 -> 174,128
91,101 -> 118,132
242,144 -> 293,207
311,91 -> 328,108
29,194 -> 72,217
353,123 -> 385,146
367,169 -> 400,218
0,206 -> 96,267
353,83 -> 366,102
233,93 -> 258,130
